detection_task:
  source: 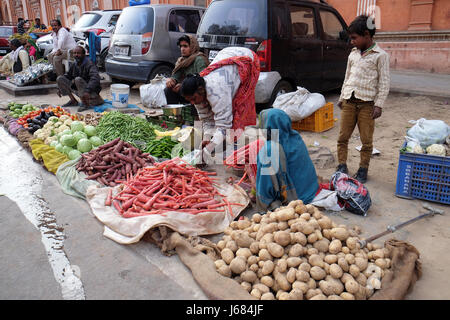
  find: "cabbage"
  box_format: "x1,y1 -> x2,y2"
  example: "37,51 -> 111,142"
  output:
68,149 -> 82,160
60,134 -> 77,147
73,131 -> 88,143
70,121 -> 84,133
62,146 -> 73,155
83,125 -> 97,137
89,136 -> 103,147
55,143 -> 64,153
77,138 -> 92,153
50,141 -> 58,148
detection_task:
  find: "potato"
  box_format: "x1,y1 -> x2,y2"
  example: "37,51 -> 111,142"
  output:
236,248 -> 252,259
275,207 -> 295,221
253,283 -> 270,294
275,273 -> 292,291
288,244 -> 303,257
224,226 -> 233,235
317,216 -> 332,229
340,292 -> 355,300
308,254 -> 324,268
249,242 -> 260,255
325,276 -> 344,295
247,255 -> 258,266
375,258 -> 387,269
330,227 -> 350,241
261,233 -> 274,245
355,257 -> 368,272
249,264 -> 259,273
367,276 -> 382,290
230,257 -> 247,274
258,260 -> 265,268
261,292 -> 275,300
366,243 -> 373,251
329,263 -> 343,279
277,221 -> 289,231
345,279 -> 359,294
221,248 -> 234,264
309,220 -> 320,231
267,243 -> 285,258
233,231 -> 254,248
288,288 -> 304,300
258,260 -> 272,276
307,247 -> 319,256
372,249 -> 385,260
345,254 -> 356,265
322,229 -> 332,240
217,265 -> 232,277
346,237 -> 359,250
278,292 -> 291,300
349,264 -> 360,278
319,280 -> 336,296
250,288 -> 262,299
241,281 -> 252,292
324,254 -> 338,264
260,276 -> 274,288
252,224 -> 260,232
225,240 -> 238,253
276,259 -> 288,273
274,231 -> 291,247
258,249 -> 272,261
306,289 -> 322,300
295,203 -> 307,214
305,204 -> 315,214
241,270 -> 257,283
261,222 -> 278,235
292,281 -> 309,294
214,259 -> 226,269
300,213 -> 311,221
287,268 -> 297,283
293,232 -> 307,246
329,239 -> 342,254
230,221 -> 239,230
340,273 -> 354,284
302,223 -> 315,235
286,257 -> 302,268
356,273 -> 367,286
328,295 -> 343,300
314,239 -> 330,253
217,240 -> 226,251
252,213 -> 262,223
312,209 -> 323,220
338,257 -> 350,272
307,278 -> 317,289
310,266 -> 326,280
309,293 -> 327,300
341,246 -> 350,254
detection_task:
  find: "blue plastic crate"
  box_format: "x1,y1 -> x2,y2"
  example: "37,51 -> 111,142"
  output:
395,144 -> 450,204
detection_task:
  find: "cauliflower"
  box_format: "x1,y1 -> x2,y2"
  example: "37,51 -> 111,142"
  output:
64,119 -> 73,126
59,115 -> 70,121
426,144 -> 446,156
413,145 -> 424,154
44,136 -> 57,145
33,129 -> 43,138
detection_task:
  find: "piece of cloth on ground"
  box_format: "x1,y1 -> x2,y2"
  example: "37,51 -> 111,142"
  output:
370,239 -> 422,300
93,99 -> 144,113
86,183 -> 250,244
56,159 -> 101,200
29,139 -> 69,174
143,227 -> 254,300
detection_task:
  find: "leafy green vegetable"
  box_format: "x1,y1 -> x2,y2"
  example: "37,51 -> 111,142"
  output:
77,138 -> 92,153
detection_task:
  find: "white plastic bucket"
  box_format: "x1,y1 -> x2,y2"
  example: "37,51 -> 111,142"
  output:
111,84 -> 130,108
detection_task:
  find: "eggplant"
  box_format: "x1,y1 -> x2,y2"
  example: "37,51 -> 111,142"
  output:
32,118 -> 41,125
40,111 -> 46,118
32,124 -> 41,131
27,127 -> 34,133
41,118 -> 48,124
27,118 -> 32,124
49,111 -> 55,117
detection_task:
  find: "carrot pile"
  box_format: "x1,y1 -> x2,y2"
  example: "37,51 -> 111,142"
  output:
76,137 -> 155,187
224,139 -> 265,181
107,158 -> 243,218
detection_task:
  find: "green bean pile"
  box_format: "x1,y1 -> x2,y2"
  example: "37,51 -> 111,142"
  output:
144,137 -> 185,159
96,112 -> 159,150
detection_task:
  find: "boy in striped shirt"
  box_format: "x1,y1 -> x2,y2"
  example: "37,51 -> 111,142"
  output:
336,15 -> 390,183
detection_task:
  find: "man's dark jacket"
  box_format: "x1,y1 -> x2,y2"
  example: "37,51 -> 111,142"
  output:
64,57 -> 101,94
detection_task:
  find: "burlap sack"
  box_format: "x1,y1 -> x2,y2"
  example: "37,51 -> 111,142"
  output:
370,238 -> 422,300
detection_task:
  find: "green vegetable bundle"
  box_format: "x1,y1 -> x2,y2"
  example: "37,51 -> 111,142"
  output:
95,112 -> 160,150
144,136 -> 185,159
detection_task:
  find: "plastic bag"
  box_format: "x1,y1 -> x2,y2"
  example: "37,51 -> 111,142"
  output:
407,118 -> 450,149
405,136 -> 424,154
56,159 -> 100,199
272,86 -> 325,121
330,172 -> 371,216
139,75 -> 167,108
310,189 -> 343,212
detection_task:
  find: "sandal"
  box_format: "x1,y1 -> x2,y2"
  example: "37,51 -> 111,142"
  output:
62,100 -> 79,108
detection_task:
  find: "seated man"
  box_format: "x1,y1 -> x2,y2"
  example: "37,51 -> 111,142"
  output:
165,35 -> 209,104
48,19 -> 77,76
56,46 -> 103,110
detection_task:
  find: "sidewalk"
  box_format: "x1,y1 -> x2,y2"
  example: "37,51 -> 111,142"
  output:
390,70 -> 450,100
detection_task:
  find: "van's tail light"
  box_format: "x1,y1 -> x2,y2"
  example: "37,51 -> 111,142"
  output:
256,39 -> 272,72
87,28 -> 106,36
141,32 -> 153,55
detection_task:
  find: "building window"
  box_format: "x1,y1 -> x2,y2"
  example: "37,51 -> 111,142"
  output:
194,0 -> 207,7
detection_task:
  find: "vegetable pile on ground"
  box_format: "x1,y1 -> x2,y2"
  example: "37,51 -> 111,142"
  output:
214,200 -> 391,300
78,112 -> 107,126
8,102 -> 40,118
144,136 -> 186,159
76,137 -> 155,187
17,106 -> 77,131
106,158 -> 243,218
95,111 -> 160,150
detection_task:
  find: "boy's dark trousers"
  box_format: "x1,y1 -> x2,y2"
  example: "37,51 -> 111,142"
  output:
337,95 -> 375,170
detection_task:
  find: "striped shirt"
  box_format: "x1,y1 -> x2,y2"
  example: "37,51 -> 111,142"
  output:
339,43 -> 390,108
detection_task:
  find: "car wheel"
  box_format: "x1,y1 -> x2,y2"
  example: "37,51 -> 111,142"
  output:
148,64 -> 173,81
111,77 -> 136,88
257,80 -> 294,113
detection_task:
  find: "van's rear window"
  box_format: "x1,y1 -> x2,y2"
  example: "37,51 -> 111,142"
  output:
198,0 -> 267,38
114,7 -> 154,35
0,27 -> 13,37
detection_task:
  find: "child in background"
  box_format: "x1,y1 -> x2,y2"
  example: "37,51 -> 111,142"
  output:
336,15 -> 390,183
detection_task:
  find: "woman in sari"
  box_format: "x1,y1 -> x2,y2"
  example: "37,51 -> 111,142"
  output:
179,46 -> 260,161
164,34 -> 209,104
256,108 -> 319,211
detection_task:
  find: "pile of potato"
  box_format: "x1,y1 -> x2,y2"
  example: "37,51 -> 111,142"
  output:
214,200 -> 391,300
